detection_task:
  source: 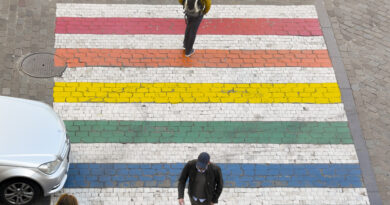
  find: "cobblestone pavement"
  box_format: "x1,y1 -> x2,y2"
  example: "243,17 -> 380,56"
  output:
0,0 -> 54,105
0,0 -> 386,204
323,0 -> 390,203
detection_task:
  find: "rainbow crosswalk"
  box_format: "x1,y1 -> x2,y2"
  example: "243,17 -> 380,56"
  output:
51,3 -> 370,204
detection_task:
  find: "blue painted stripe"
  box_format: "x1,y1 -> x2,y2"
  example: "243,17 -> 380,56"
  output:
65,163 -> 363,188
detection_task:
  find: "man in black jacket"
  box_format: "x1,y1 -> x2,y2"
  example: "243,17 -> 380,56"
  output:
178,152 -> 223,205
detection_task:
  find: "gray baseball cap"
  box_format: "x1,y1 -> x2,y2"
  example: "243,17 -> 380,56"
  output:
196,152 -> 210,169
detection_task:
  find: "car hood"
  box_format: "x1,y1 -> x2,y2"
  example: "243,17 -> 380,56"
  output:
0,96 -> 66,167
0,155 -> 57,168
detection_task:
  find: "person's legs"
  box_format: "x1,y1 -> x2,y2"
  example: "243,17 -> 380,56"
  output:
184,15 -> 194,52
184,15 -> 203,55
184,16 -> 190,48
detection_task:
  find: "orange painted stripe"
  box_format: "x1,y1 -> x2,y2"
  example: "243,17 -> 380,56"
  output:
54,49 -> 332,68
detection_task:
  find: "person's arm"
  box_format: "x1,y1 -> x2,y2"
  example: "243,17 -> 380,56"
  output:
178,162 -> 190,199
211,166 -> 223,203
203,0 -> 211,14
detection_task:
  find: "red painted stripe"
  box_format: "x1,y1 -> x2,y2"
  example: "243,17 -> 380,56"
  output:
54,49 -> 332,68
55,17 -> 323,36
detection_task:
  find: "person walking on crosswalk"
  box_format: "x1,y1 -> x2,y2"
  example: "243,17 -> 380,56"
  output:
178,152 -> 223,205
179,0 -> 211,57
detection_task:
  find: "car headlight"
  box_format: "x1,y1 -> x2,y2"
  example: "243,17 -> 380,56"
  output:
38,159 -> 62,175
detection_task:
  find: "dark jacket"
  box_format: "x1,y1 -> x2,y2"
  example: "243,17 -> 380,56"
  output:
178,160 -> 223,203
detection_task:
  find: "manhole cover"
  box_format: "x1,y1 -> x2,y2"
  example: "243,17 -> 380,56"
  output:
20,53 -> 66,78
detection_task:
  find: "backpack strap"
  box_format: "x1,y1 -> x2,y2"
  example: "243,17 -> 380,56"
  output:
184,0 -> 202,14
194,0 -> 200,13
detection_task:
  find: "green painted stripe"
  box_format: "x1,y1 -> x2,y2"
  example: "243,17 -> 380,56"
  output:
65,121 -> 353,144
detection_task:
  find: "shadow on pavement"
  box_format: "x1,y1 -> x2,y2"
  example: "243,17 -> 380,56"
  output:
0,196 -> 50,205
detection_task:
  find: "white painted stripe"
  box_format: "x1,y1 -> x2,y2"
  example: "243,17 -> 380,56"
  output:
70,143 -> 358,164
53,103 -> 347,122
56,4 -> 318,19
51,188 -> 370,205
55,67 -> 337,83
54,34 -> 326,50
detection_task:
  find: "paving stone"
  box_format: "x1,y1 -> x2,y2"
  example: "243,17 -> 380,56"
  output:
324,0 -> 390,203
0,0 -> 55,105
1,87 -> 10,95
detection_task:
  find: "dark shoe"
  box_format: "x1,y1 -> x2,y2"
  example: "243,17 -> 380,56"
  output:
185,49 -> 195,57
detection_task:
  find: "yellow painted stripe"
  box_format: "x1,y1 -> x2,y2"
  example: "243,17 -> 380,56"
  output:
53,82 -> 341,104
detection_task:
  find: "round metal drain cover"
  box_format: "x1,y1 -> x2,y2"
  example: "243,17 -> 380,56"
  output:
20,53 -> 66,78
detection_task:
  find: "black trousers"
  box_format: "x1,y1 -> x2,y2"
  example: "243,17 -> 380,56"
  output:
184,14 -> 204,55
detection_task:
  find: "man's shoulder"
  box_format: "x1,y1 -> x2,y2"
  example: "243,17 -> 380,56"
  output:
186,159 -> 197,166
209,163 -> 221,171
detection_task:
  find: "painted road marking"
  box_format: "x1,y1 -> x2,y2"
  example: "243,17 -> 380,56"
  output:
51,188 -> 370,205
56,4 -> 319,19
70,143 -> 358,164
56,17 -> 322,36
56,67 -> 337,84
53,3 -> 369,204
53,82 -> 341,104
55,34 -> 326,50
54,103 -> 348,121
65,121 -> 353,144
54,49 -> 332,68
65,163 -> 363,188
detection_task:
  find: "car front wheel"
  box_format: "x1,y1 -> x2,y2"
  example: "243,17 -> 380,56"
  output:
0,179 -> 42,205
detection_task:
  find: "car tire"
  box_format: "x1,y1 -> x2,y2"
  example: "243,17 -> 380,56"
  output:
0,178 -> 42,205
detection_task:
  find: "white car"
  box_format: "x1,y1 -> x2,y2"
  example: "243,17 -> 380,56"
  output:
0,96 -> 70,205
